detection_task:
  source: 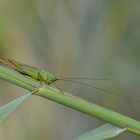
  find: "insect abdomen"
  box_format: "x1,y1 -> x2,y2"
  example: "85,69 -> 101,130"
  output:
8,59 -> 41,80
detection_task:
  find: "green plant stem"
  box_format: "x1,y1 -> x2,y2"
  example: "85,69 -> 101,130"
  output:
0,65 -> 140,136
37,88 -> 140,135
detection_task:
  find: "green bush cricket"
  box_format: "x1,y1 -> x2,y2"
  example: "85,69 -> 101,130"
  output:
0,58 -> 139,103
7,59 -> 59,85
3,59 -> 108,88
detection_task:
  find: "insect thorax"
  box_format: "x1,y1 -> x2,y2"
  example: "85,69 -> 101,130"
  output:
40,70 -> 58,84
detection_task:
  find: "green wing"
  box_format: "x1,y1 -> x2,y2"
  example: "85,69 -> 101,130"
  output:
8,59 -> 41,80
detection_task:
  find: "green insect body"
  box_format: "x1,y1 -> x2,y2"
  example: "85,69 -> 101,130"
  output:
8,59 -> 58,85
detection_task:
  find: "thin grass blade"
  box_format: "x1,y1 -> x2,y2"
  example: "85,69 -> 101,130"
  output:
0,91 -> 33,123
74,123 -> 126,140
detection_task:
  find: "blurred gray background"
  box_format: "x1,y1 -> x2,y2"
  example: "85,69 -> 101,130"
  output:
0,0 -> 140,140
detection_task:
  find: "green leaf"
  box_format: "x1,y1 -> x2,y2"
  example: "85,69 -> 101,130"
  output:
0,91 -> 34,122
74,123 -> 126,140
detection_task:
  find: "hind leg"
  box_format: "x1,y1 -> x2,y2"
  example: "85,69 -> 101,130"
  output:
37,72 -> 46,86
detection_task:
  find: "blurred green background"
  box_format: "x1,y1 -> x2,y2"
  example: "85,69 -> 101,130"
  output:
0,0 -> 140,140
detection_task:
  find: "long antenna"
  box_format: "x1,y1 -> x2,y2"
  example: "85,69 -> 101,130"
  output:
60,78 -> 108,80
59,79 -> 140,103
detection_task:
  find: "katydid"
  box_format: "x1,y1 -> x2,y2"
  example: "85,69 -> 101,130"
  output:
0,59 -> 139,103
6,59 -> 108,86
7,59 -> 59,85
